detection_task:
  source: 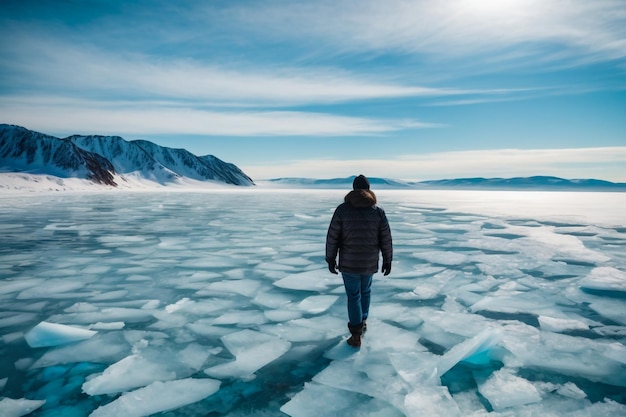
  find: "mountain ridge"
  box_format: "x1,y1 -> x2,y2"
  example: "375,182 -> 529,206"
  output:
0,124 -> 254,187
265,175 -> 626,191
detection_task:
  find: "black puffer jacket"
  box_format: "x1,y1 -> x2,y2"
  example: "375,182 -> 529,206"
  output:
326,190 -> 393,274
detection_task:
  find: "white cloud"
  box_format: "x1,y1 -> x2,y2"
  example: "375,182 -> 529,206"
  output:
243,147 -> 626,182
0,97 -> 432,136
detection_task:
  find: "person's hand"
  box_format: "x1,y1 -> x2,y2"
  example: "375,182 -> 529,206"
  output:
381,262 -> 391,276
327,260 -> 338,274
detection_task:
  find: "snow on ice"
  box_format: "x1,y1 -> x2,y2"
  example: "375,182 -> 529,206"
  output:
0,189 -> 625,416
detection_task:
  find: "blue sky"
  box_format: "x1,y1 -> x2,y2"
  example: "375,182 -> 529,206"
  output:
1,0 -> 625,181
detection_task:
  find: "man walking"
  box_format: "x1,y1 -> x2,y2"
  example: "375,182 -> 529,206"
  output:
326,175 -> 393,348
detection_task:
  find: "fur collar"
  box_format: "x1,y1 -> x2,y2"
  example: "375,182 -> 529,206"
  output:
345,189 -> 377,208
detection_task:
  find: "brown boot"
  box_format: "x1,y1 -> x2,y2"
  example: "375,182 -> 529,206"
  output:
347,323 -> 363,348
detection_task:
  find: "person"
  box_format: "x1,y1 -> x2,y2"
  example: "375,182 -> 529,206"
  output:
325,174 -> 393,348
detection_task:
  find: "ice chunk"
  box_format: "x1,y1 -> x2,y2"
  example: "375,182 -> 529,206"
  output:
477,368 -> 541,411
436,328 -> 502,378
360,319 -> 421,353
580,267 -> 626,293
313,359 -> 406,407
31,332 -> 130,368
82,354 -> 176,395
538,316 -> 589,332
255,262 -> 296,271
0,397 -> 46,417
470,292 -> 563,317
0,313 -> 38,329
415,308 -> 491,339
273,269 -> 339,292
25,321 -> 97,348
178,343 -> 212,371
204,329 -> 290,379
500,322 -> 626,387
588,298 -> 626,325
264,308 -> 303,322
90,322 -> 125,330
411,251 -> 468,266
297,295 -> 338,314
2,331 -> 24,344
49,307 -> 155,324
211,310 -> 267,326
388,351 -> 440,388
556,383 -> 587,400
204,279 -> 262,297
252,291 -> 293,309
89,290 -> 129,301
0,278 -> 44,295
186,320 -> 235,338
280,382 -> 404,417
17,279 -> 86,299
88,378 -> 221,417
522,225 -> 611,264
369,304 -> 424,329
260,316 -> 345,343
403,387 -> 462,417
274,256 -> 313,267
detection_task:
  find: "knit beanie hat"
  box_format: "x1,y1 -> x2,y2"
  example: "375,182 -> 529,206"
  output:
353,175 -> 370,190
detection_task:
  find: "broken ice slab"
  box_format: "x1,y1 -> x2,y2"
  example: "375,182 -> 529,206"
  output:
203,329 -> 290,379
88,378 -> 221,417
500,322 -> 626,387
280,382 -> 405,417
388,351 -> 440,388
30,332 -> 130,369
297,295 -> 339,314
273,269 -> 340,292
313,358 -> 406,407
588,298 -> 626,326
25,321 -> 97,348
82,341 -> 218,397
403,387 -> 463,417
538,315 -> 589,333
82,354 -> 177,395
0,397 -> 46,417
435,327 -> 503,378
580,266 -> 626,295
476,368 -> 541,411
261,315 -> 346,343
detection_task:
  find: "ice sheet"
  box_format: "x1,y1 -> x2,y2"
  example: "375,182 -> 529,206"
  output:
1,190 -> 625,417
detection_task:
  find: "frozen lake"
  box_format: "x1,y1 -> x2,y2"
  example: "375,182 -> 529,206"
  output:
1,189 -> 625,416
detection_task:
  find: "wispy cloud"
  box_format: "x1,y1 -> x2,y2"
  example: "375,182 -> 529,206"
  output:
229,0 -> 626,67
0,33 -> 472,106
0,97 -> 436,137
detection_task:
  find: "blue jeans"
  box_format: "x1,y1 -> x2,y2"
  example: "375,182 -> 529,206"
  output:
341,272 -> 373,327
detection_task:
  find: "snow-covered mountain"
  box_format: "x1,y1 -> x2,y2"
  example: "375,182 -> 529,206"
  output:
0,124 -> 254,188
0,124 -> 117,186
264,175 -> 626,191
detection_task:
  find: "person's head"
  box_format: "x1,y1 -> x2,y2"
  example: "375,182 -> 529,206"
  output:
352,175 -> 370,190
